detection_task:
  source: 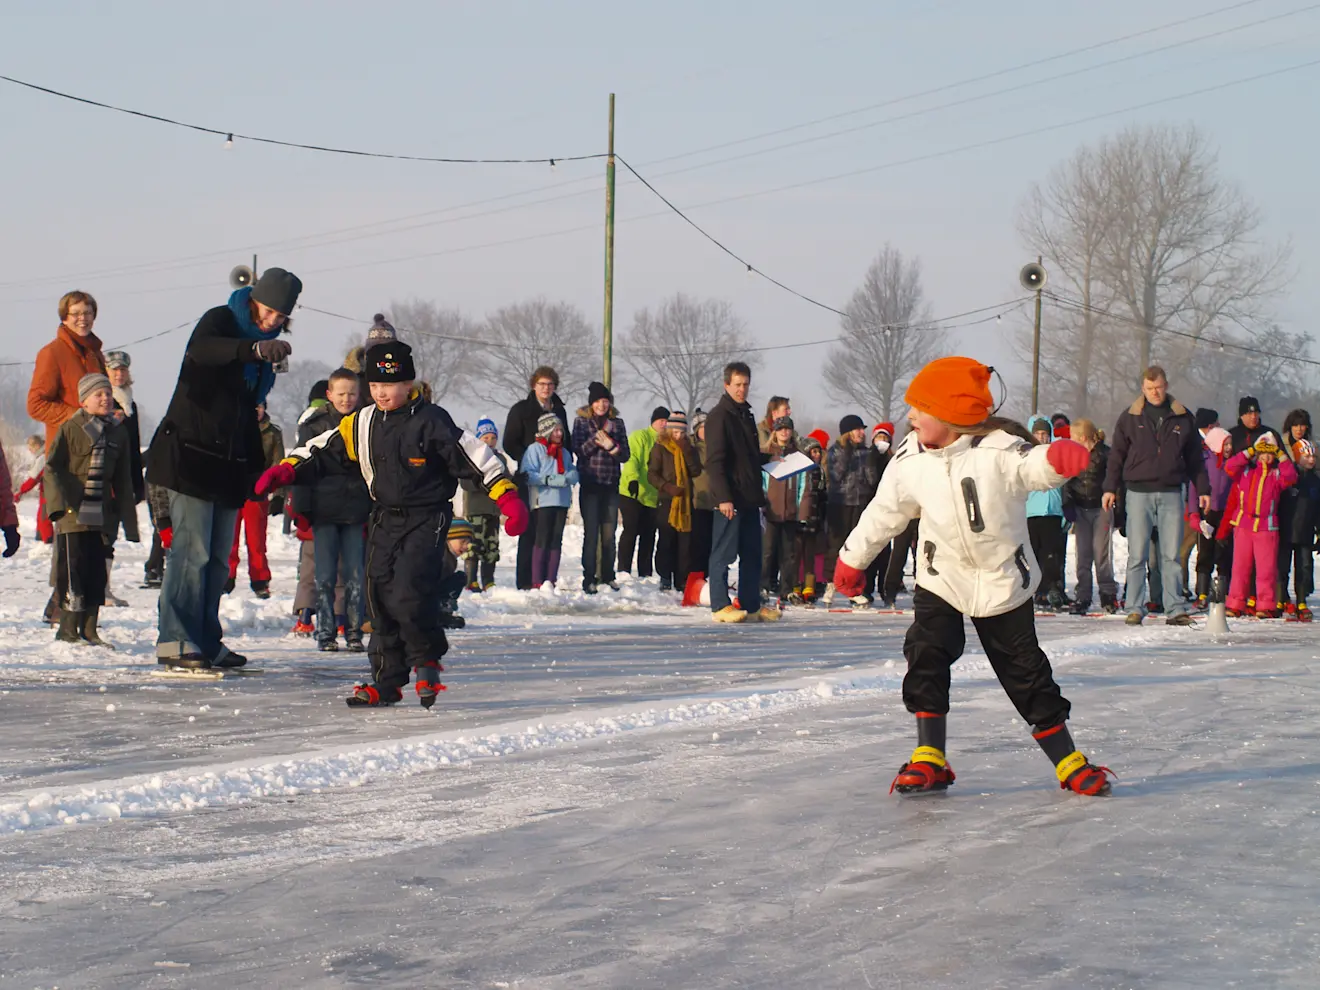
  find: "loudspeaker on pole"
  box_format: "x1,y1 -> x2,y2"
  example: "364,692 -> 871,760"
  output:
1020,262 -> 1047,292
229,265 -> 255,290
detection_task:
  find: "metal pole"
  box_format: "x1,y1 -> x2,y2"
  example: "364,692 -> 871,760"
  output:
1030,254 -> 1042,415
253,254 -> 259,279
603,93 -> 616,389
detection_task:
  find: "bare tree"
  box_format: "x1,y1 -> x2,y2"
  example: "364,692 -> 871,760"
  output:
1018,123 -> 1293,427
467,299 -> 599,406
384,300 -> 476,407
620,294 -> 758,418
822,245 -> 945,422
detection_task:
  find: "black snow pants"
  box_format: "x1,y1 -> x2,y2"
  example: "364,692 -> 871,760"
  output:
902,587 -> 1071,731
366,504 -> 452,691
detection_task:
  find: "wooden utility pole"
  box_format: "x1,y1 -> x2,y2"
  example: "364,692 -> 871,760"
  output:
602,93 -> 616,389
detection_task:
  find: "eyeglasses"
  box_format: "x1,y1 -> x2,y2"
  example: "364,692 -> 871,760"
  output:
534,380 -> 555,388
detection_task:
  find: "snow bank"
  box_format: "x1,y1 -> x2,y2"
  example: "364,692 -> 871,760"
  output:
0,665 -> 904,835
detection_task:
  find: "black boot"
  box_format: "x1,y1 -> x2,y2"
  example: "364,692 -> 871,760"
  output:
1032,722 -> 1112,796
55,609 -> 83,644
81,606 -> 114,649
891,713 -> 955,794
480,560 -> 496,589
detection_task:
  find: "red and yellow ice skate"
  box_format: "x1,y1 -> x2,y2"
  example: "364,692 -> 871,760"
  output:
890,746 -> 956,794
415,662 -> 447,709
345,684 -> 403,708
1055,751 -> 1115,796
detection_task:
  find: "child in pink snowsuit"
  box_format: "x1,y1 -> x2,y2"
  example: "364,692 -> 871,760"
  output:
1224,432 -> 1297,617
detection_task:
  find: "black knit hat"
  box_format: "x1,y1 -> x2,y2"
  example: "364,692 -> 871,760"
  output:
1195,407 -> 1219,431
1239,396 -> 1261,416
650,406 -> 670,424
588,381 -> 612,405
839,414 -> 865,434
365,341 -> 416,383
250,267 -> 302,315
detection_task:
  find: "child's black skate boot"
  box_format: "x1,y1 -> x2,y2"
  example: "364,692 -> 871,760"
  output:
414,662 -> 446,709
890,713 -> 955,794
346,683 -> 404,707
1033,722 -> 1114,796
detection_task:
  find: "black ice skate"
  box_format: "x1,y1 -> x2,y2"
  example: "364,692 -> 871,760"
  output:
414,662 -> 446,709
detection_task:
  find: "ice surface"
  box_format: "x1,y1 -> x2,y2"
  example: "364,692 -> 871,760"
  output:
1,503 -> 1318,987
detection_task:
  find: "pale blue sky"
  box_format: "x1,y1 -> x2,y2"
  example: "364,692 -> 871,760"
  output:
2,0 -> 1316,430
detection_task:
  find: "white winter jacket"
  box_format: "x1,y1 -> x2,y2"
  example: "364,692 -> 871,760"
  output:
838,428 -> 1068,617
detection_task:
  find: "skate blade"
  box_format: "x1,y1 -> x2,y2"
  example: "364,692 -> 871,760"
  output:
894,782 -> 953,796
151,667 -> 224,681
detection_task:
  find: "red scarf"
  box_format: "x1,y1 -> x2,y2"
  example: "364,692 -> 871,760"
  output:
538,436 -> 565,473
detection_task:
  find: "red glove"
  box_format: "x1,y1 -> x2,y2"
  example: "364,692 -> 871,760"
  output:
255,462 -> 296,496
1045,439 -> 1090,478
160,526 -> 173,550
294,513 -> 312,537
496,489 -> 529,536
832,559 -> 867,599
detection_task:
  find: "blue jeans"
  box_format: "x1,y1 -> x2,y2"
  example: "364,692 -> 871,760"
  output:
709,509 -> 763,613
313,523 -> 365,643
1124,490 -> 1187,616
579,486 -> 619,586
156,491 -> 241,661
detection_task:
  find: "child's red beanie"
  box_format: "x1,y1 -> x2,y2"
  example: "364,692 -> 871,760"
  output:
807,428 -> 830,448
904,357 -> 993,427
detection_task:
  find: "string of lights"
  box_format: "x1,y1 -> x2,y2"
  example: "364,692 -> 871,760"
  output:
1043,291 -> 1320,368
0,73 -> 606,166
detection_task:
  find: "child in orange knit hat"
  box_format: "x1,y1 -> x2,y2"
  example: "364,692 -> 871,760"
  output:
832,356 -> 1114,796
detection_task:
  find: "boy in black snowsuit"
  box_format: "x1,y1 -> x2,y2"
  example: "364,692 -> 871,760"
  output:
257,342 -> 528,708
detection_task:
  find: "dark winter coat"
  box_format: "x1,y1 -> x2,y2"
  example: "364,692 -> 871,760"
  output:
293,406 -> 372,525
1104,395 -> 1209,497
1062,441 -> 1110,510
144,304 -> 280,507
646,435 -> 702,517
570,405 -> 629,489
703,391 -> 767,510
116,399 -> 146,504
1280,466 -> 1320,546
692,437 -> 716,511
503,392 -> 569,470
285,391 -> 515,513
826,438 -> 879,506
44,411 -> 141,541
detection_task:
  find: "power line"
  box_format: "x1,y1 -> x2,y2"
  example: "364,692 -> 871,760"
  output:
1043,291 -> 1320,368
0,73 -> 606,166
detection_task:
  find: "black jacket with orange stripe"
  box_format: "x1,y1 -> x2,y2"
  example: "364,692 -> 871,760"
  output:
282,391 -> 515,513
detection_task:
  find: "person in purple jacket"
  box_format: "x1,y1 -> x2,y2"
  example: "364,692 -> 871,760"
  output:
1188,426 -> 1235,609
570,381 -> 629,594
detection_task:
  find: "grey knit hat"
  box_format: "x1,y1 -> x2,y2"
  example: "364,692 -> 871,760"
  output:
366,313 -> 397,346
78,372 -> 111,403
536,412 -> 563,439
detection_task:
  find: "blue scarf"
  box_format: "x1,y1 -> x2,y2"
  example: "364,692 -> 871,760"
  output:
227,287 -> 282,403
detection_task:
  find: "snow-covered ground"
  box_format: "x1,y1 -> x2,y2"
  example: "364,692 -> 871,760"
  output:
1,503 -> 1318,988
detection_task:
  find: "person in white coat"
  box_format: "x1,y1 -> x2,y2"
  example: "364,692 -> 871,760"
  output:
831,356 -> 1113,797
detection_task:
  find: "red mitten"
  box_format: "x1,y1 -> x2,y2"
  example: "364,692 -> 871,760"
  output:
255,461 -> 296,496
833,559 -> 867,599
160,526 -> 173,550
1046,439 -> 1090,478
496,489 -> 529,536
294,513 -> 312,537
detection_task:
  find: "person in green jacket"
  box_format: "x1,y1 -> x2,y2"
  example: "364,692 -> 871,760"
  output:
618,406 -> 668,577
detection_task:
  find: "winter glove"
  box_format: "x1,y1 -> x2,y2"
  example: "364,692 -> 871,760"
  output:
160,526 -> 173,550
253,338 -> 293,364
268,494 -> 285,517
1199,519 -> 1215,539
832,559 -> 867,599
546,474 -> 568,488
1,525 -> 19,558
1045,438 -> 1090,478
255,461 -> 296,496
496,489 -> 529,537
628,480 -> 639,498
662,483 -> 683,497
294,513 -> 312,536
1062,505 -> 1077,524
